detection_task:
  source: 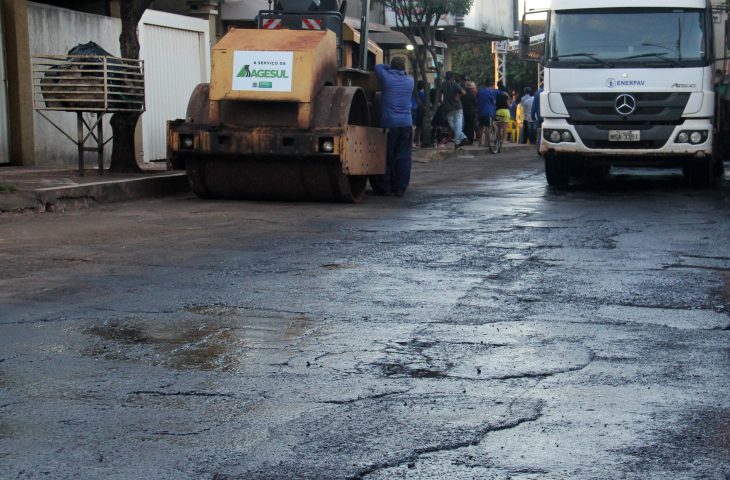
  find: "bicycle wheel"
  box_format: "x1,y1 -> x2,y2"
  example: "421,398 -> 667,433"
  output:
487,125 -> 502,153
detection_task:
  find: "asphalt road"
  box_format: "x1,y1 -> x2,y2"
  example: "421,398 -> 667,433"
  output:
1,146 -> 730,479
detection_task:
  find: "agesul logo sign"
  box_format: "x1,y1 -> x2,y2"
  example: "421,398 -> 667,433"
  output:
232,51 -> 293,92
237,64 -> 289,79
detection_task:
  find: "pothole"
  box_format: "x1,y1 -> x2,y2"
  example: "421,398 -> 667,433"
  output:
83,319 -> 241,371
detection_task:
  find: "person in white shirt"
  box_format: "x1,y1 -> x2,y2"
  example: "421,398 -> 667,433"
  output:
520,87 -> 535,144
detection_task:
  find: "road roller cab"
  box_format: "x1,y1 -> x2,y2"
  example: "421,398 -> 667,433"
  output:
167,2 -> 387,203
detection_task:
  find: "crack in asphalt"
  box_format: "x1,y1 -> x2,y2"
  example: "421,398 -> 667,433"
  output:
375,336 -> 595,382
349,401 -> 545,480
150,427 -> 211,436
449,351 -> 596,382
130,390 -> 234,398
681,254 -> 730,261
663,263 -> 730,272
710,324 -> 730,331
319,389 -> 413,405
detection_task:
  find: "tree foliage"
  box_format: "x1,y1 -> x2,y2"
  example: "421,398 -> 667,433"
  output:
450,42 -> 493,85
451,43 -> 539,93
109,0 -> 152,173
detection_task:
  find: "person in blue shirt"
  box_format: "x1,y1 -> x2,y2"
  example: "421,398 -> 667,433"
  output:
370,57 -> 414,197
531,87 -> 544,150
412,80 -> 427,148
476,79 -> 496,146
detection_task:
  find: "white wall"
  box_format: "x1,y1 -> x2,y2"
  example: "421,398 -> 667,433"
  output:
465,0 -> 514,39
385,0 -> 515,39
138,10 -> 209,162
0,1 -> 9,163
221,0 -> 268,21
28,2 -> 121,167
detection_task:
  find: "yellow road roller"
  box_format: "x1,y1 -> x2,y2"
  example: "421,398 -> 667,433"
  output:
167,1 -> 387,202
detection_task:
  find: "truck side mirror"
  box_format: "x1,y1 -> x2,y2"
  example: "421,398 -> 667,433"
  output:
520,10 -> 547,62
519,24 -> 531,60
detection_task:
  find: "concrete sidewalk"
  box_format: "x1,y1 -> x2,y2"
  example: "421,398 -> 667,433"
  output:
0,164 -> 189,213
0,142 -> 529,213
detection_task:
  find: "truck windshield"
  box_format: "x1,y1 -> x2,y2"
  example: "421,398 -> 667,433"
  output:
547,8 -> 707,68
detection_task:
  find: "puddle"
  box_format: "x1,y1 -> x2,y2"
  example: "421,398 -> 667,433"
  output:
83,319 -> 241,371
185,304 -> 314,340
167,326 -> 237,371
86,322 -> 149,344
84,307 -> 316,371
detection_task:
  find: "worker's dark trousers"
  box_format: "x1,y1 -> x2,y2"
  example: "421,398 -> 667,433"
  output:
369,126 -> 412,195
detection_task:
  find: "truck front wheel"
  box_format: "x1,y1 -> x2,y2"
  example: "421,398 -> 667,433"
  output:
683,157 -> 714,188
713,156 -> 725,178
545,154 -> 571,187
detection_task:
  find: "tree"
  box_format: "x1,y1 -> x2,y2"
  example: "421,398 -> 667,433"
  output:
382,0 -> 474,146
451,42 -> 492,85
109,0 -> 152,173
451,43 -> 538,92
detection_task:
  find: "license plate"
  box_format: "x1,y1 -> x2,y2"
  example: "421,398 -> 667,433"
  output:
608,130 -> 640,142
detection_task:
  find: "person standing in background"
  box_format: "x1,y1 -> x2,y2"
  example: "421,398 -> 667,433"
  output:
495,84 -> 511,141
509,91 -> 519,121
476,79 -> 497,146
520,87 -> 534,144
442,71 -> 468,150
462,81 -> 478,144
532,86 -> 544,150
412,80 -> 427,148
370,56 -> 414,197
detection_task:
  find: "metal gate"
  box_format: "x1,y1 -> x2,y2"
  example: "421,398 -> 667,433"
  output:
0,2 -> 10,164
139,11 -> 209,162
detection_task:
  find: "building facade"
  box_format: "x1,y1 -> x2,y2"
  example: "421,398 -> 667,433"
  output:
0,0 -> 217,167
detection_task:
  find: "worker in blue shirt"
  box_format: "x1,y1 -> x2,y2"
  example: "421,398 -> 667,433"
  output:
476,79 -> 497,146
370,57 -> 415,197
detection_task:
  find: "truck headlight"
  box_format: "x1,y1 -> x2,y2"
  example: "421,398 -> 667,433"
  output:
676,130 -> 707,144
549,130 -> 562,143
561,131 -> 574,142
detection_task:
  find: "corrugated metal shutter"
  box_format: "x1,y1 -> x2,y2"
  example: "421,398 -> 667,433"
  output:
140,20 -> 207,162
0,2 -> 9,164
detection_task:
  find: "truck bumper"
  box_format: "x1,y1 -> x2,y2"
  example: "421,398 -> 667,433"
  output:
538,118 -> 713,163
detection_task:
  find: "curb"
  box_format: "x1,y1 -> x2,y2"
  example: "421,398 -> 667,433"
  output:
1,172 -> 190,213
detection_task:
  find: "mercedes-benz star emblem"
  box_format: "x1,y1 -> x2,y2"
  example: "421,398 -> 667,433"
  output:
615,94 -> 636,116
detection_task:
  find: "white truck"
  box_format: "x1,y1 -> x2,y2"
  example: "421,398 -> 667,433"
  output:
521,0 -> 728,187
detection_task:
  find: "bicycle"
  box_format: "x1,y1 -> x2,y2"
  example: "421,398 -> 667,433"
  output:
485,119 -> 505,154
